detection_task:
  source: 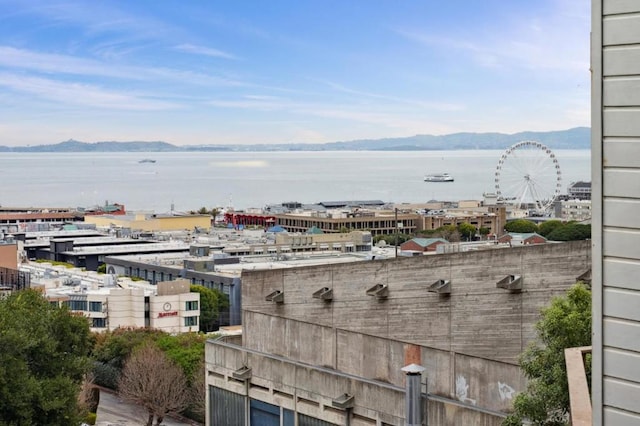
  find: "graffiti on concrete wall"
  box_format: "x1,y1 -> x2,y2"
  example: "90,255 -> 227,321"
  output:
497,381 -> 516,401
455,375 -> 477,405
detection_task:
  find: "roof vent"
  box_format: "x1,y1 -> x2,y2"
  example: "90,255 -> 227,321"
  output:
496,275 -> 522,292
366,283 -> 388,299
265,290 -> 284,303
312,287 -> 333,301
428,279 -> 451,294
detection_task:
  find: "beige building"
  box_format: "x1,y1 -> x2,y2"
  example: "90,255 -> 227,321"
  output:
46,279 -> 199,333
559,199 -> 591,222
267,206 -> 506,237
84,212 -> 211,232
416,205 -> 506,236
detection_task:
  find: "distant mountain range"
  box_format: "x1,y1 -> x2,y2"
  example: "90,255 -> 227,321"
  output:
0,127 -> 590,152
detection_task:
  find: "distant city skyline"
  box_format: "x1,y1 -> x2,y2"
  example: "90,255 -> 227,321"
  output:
0,1 -> 590,146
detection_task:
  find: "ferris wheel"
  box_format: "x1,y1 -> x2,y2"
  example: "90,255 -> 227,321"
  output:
494,141 -> 562,212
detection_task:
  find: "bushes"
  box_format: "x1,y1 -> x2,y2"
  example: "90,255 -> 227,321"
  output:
92,361 -> 120,389
504,219 -> 538,233
546,223 -> 591,241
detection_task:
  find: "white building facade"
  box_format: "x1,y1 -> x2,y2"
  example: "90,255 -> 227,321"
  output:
592,1 -> 640,423
47,279 -> 199,333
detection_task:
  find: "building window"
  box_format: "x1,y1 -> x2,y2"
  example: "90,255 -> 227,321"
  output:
92,318 -> 106,328
67,300 -> 87,311
89,301 -> 103,312
184,316 -> 198,327
186,300 -> 198,311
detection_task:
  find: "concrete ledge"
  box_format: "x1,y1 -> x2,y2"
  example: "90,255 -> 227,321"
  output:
565,346 -> 592,426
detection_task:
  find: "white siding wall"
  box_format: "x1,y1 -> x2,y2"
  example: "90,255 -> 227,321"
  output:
593,0 -> 640,423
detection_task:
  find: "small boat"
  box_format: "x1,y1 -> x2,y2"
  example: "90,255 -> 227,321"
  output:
139,159 -> 156,164
424,173 -> 454,182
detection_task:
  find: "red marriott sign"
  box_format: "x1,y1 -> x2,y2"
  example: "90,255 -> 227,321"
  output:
158,311 -> 178,318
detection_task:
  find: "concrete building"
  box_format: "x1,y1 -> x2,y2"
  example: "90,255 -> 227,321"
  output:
554,198 -> 592,222
206,241 -> 591,425
416,206 -> 506,236
228,203 -> 507,238
592,1 -> 640,423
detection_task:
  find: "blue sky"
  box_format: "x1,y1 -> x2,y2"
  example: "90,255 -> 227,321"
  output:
0,0 -> 590,146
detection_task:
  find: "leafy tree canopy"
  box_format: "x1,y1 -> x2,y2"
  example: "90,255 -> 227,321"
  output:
504,219 -> 539,234
457,222 -> 476,240
546,223 -> 591,241
155,333 -> 207,381
537,220 -> 564,237
503,283 -> 592,426
0,289 -> 94,425
190,285 -> 229,332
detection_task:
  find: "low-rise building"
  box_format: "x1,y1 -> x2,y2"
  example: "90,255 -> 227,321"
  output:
558,199 -> 592,221
400,237 -> 448,252
36,269 -> 200,333
84,212 -> 212,232
498,232 -> 547,245
228,202 -> 507,237
567,181 -> 591,200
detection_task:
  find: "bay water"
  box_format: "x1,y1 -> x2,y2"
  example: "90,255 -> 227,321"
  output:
0,150 -> 590,212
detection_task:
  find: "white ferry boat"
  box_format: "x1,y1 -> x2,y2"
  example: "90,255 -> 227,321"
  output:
424,173 -> 454,182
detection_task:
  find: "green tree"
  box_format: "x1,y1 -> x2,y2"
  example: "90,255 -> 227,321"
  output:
92,328 -> 166,388
0,289 -> 94,425
479,227 -> 491,239
190,285 -> 229,332
503,283 -> 592,426
546,223 -> 591,241
155,333 -> 206,381
537,220 -> 564,237
504,219 -> 539,234
197,206 -> 209,214
457,223 -> 476,241
432,224 -> 458,241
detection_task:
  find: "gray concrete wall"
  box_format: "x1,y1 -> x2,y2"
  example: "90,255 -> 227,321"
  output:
234,242 -> 589,419
206,340 -> 506,426
242,241 -> 591,364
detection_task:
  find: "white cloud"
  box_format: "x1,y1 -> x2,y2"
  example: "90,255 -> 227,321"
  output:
0,46 -> 245,88
0,73 -> 181,110
395,5 -> 589,74
175,43 -> 238,60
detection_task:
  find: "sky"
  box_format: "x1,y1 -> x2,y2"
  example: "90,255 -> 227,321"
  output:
0,0 -> 591,146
